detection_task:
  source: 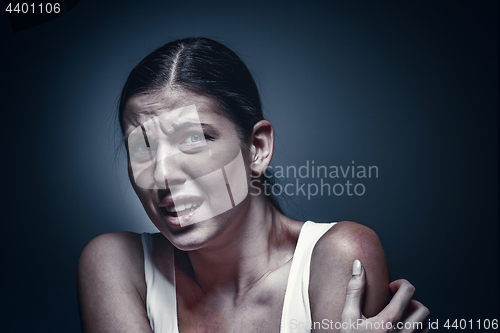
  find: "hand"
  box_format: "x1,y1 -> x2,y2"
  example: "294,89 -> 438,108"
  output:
340,260 -> 430,333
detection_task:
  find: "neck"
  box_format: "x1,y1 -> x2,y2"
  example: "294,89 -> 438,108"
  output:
185,196 -> 296,298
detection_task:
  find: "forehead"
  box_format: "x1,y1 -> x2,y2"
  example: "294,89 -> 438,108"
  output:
122,89 -> 223,136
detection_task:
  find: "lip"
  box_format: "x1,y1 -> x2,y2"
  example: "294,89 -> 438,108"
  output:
157,194 -> 204,227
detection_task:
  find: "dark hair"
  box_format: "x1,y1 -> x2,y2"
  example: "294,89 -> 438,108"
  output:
118,37 -> 284,214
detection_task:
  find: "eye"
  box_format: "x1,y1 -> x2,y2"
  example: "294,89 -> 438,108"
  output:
182,132 -> 205,144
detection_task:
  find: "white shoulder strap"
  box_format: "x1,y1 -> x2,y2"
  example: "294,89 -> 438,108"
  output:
280,222 -> 337,333
142,233 -> 179,333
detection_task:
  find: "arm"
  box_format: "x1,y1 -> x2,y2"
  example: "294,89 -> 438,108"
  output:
77,232 -> 154,333
341,262 -> 430,333
309,222 -> 391,329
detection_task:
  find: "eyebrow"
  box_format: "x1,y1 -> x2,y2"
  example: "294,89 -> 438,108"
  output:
125,102 -> 205,126
170,122 -> 214,132
124,122 -> 216,143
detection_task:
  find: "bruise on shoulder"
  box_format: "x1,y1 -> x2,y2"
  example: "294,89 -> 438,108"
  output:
309,222 -> 391,323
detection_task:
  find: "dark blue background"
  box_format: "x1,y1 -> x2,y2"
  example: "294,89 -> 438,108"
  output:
1,1 -> 497,331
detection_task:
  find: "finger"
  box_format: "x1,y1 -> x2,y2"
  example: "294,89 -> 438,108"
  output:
400,300 -> 430,333
406,299 -> 430,319
379,279 -> 416,324
389,279 -> 416,295
341,259 -> 366,321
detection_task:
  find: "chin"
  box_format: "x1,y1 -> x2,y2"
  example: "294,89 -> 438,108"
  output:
159,221 -> 220,251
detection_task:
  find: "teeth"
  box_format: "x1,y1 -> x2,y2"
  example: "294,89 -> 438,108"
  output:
166,201 -> 201,213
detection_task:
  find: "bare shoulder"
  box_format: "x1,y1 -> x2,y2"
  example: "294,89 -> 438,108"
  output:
78,232 -> 153,332
78,232 -> 145,291
313,221 -> 388,269
309,221 -> 390,321
79,231 -> 144,260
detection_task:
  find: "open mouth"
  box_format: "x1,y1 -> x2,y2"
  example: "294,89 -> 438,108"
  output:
161,199 -> 203,217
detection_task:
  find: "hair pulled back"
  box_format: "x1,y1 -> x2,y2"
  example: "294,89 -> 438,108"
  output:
118,37 -> 283,214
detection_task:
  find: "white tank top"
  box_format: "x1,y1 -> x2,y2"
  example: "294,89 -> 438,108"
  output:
142,221 -> 337,333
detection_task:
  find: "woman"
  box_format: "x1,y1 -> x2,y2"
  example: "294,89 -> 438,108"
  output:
78,37 -> 429,332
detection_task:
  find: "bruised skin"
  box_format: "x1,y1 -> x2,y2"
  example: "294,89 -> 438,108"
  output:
123,88 -> 253,251
79,87 -> 390,332
78,216 -> 390,332
143,221 -> 390,332
309,221 -> 391,331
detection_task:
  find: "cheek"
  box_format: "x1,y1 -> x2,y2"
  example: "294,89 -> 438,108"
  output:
212,148 -> 250,204
133,187 -> 162,225
208,140 -> 243,166
222,149 -> 249,204
131,182 -> 152,205
129,161 -> 155,189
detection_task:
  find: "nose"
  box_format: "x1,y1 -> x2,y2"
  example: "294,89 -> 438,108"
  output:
153,143 -> 185,189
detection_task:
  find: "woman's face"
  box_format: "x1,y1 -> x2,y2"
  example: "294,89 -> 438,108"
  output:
122,88 -> 252,250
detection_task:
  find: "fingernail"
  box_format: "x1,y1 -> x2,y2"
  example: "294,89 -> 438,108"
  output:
352,259 -> 362,276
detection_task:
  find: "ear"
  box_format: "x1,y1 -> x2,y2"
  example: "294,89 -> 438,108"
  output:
249,120 -> 274,176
